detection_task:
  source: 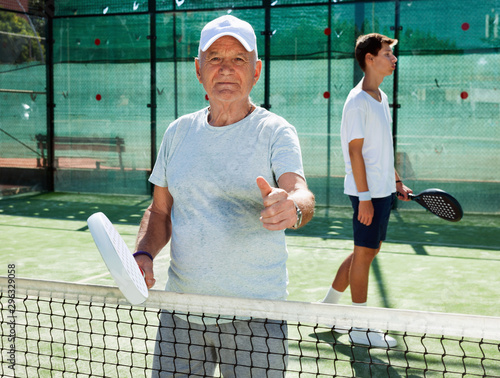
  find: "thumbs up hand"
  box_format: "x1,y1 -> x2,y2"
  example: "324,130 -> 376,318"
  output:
256,176 -> 297,231
256,176 -> 274,199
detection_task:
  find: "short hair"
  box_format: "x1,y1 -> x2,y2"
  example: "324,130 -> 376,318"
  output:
355,33 -> 398,71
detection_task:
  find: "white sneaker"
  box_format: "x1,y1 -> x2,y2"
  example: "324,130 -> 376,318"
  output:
349,328 -> 397,348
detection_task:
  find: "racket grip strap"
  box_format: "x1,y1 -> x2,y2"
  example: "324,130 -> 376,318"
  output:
133,251 -> 154,261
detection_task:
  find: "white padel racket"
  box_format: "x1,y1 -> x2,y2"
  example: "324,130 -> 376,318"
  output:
87,212 -> 148,305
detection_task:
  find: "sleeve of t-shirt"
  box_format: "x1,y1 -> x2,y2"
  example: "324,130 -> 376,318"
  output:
343,106 -> 367,143
149,125 -> 174,188
270,124 -> 305,183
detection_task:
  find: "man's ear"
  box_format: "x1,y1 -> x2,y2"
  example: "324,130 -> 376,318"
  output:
195,58 -> 202,83
254,59 -> 262,85
365,53 -> 375,66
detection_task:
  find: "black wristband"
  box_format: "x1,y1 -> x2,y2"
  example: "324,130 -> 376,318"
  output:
396,180 -> 402,183
133,251 -> 153,261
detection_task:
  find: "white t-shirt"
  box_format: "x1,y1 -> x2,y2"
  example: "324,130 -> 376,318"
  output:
341,83 -> 396,198
149,106 -> 304,301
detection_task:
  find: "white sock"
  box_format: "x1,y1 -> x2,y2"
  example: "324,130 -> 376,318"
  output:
322,287 -> 343,304
352,301 -> 367,307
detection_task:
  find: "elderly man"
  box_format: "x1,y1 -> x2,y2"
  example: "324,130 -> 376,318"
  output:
133,15 -> 315,377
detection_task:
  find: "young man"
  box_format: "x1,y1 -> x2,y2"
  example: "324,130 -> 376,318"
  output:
321,33 -> 412,348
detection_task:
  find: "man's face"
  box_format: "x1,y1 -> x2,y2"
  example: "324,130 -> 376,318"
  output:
195,36 -> 262,104
370,42 -> 397,76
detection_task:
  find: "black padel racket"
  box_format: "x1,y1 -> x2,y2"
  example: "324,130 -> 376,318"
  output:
400,189 -> 463,222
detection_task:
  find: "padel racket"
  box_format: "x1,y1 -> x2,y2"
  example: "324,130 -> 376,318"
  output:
87,212 -> 148,305
400,188 -> 463,222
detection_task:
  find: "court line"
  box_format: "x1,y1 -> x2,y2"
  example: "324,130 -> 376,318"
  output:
288,236 -> 500,251
77,272 -> 110,283
77,254 -> 170,284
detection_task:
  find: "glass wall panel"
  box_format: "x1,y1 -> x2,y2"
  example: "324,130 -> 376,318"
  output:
397,0 -> 500,213
52,15 -> 151,194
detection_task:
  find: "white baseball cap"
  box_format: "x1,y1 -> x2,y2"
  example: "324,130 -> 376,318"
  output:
198,15 -> 258,58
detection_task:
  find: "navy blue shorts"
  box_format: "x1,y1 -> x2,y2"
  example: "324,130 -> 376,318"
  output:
349,194 -> 395,249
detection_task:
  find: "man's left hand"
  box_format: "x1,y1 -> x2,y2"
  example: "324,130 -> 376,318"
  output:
256,176 -> 297,231
396,181 -> 413,201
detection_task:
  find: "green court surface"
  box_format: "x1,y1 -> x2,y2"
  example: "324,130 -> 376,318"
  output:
0,191 -> 498,318
1,192 -> 499,377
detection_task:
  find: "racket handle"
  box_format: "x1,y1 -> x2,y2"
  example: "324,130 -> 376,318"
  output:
397,192 -> 415,200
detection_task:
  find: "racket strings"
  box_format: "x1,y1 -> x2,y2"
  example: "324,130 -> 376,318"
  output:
421,195 -> 458,220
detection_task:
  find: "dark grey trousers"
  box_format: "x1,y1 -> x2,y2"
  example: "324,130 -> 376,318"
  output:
151,312 -> 288,377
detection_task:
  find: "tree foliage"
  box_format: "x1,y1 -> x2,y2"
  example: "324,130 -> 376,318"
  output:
0,11 -> 46,64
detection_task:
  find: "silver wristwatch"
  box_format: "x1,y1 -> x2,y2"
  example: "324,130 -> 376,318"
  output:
292,200 -> 303,229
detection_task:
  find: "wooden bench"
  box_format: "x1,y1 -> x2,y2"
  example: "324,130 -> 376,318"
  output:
35,134 -> 125,170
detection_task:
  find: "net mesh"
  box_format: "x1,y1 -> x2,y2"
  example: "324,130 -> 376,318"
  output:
1,277 -> 499,377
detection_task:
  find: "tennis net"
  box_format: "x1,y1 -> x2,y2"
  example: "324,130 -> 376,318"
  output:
1,277 -> 499,377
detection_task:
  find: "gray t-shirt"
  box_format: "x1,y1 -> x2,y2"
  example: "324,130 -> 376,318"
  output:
149,106 -> 304,301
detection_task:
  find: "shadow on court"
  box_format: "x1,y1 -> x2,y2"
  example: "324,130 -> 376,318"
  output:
0,192 -> 152,226
311,330 -> 428,378
2,192 -> 499,252
292,208 -> 500,252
